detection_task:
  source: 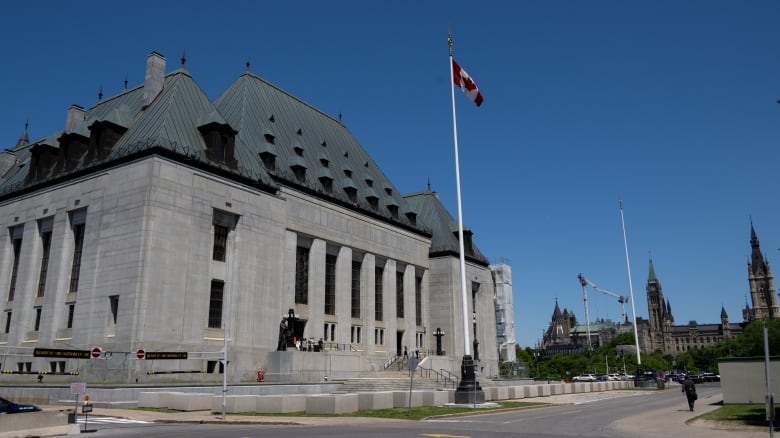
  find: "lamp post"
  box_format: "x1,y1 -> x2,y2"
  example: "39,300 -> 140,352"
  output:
533,350 -> 540,378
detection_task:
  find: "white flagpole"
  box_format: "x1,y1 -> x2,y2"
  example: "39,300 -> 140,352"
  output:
619,195 -> 642,366
449,33 -> 471,357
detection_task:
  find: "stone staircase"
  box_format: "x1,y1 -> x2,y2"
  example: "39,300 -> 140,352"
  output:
332,363 -> 457,393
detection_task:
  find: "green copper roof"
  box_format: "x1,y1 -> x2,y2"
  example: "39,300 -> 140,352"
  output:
647,259 -> 659,284
0,54 -> 429,235
403,190 -> 488,266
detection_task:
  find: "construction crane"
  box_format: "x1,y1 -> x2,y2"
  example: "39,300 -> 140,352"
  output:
577,273 -> 630,324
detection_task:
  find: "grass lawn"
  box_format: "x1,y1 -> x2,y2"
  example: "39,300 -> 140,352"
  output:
700,403 -> 778,428
143,401 -> 548,421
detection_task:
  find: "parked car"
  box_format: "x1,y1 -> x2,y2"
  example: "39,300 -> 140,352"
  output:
572,373 -> 597,382
0,397 -> 41,414
700,372 -> 720,382
607,373 -> 622,381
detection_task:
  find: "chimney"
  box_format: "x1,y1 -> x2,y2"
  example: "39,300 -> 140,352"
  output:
65,105 -> 85,132
142,51 -> 166,109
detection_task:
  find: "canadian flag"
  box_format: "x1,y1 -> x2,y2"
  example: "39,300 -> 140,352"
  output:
452,59 -> 483,107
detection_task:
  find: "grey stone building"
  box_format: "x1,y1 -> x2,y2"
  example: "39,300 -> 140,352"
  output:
0,52 -> 499,383
645,259 -> 742,354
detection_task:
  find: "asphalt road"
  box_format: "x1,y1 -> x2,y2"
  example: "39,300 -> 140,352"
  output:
85,383 -> 737,438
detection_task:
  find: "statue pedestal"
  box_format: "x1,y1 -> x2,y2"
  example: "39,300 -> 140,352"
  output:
453,354 -> 485,404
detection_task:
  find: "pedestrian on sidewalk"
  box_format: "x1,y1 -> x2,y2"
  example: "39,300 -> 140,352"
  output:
682,375 -> 697,411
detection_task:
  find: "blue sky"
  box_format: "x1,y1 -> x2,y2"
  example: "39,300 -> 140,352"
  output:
1,2 -> 779,349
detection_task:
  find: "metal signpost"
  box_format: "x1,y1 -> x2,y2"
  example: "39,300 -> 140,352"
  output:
407,357 -> 418,415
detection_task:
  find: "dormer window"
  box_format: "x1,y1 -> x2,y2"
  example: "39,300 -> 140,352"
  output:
291,165 -> 306,183
26,144 -> 58,183
320,176 -> 333,193
294,146 -> 304,156
320,158 -> 329,167
387,205 -> 399,220
365,178 -> 373,187
344,169 -> 352,178
405,211 -> 417,226
264,133 -> 275,144
367,195 -> 379,210
297,128 -> 303,135
384,187 -> 392,196
57,132 -> 89,172
198,122 -> 237,166
88,121 -> 127,160
259,152 -> 276,170
344,187 -> 357,203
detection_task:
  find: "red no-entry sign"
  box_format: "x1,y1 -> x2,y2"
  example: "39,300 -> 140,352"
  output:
90,347 -> 102,359
136,349 -> 145,360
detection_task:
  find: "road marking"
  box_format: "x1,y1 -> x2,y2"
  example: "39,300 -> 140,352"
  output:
78,416 -> 152,424
420,434 -> 471,438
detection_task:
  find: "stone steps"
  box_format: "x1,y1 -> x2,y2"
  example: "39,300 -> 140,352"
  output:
333,368 -> 455,393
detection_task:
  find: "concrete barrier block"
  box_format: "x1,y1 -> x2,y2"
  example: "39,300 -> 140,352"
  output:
305,394 -> 358,414
0,410 -> 74,438
549,383 -> 564,395
572,382 -> 590,393
393,390 -> 423,407
169,393 -> 213,411
138,392 -> 167,408
508,386 -> 524,399
215,395 -> 257,413
422,390 -> 450,406
538,385 -> 551,396
357,392 -> 394,410
256,394 -> 306,413
488,386 -> 508,401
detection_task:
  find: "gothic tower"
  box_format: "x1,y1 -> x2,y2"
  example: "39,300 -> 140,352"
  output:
743,223 -> 778,321
646,259 -> 669,352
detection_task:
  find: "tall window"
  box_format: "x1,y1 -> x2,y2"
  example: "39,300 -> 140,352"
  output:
4,311 -> 11,333
66,208 -> 88,294
109,295 -> 119,325
351,260 -> 361,318
415,274 -> 422,326
34,308 -> 42,331
212,210 -> 238,262
208,280 -> 224,329
374,266 -> 383,321
37,221 -> 53,297
396,271 -> 404,318
69,223 -> 85,293
66,304 -> 75,329
212,225 -> 228,262
324,254 -> 336,315
295,246 -> 310,304
8,226 -> 23,301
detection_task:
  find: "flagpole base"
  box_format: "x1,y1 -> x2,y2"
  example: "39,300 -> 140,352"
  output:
453,354 -> 485,404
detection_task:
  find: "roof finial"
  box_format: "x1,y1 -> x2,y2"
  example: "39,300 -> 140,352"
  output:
180,49 -> 186,67
427,177 -> 431,191
246,60 -> 251,71
338,112 -> 342,121
97,84 -> 103,101
15,120 -> 30,148
123,74 -> 128,90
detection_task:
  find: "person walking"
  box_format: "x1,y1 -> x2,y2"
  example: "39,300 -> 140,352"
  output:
682,375 -> 697,411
